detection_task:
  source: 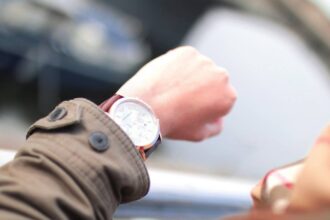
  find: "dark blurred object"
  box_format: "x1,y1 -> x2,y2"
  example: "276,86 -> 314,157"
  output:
0,0 -> 215,120
104,0 -> 215,56
0,0 -> 150,117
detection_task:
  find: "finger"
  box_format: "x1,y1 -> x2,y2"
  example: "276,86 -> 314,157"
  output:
215,84 -> 238,117
204,117 -> 223,138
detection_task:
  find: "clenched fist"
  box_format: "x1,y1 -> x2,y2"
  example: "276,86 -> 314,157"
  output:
117,46 -> 237,141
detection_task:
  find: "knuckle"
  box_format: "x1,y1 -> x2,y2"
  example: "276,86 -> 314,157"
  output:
227,91 -> 237,106
213,67 -> 230,83
222,74 -> 229,84
220,69 -> 229,81
230,86 -> 238,102
191,132 -> 206,142
178,46 -> 199,55
224,84 -> 237,99
200,56 -> 214,66
208,120 -> 223,138
214,86 -> 237,115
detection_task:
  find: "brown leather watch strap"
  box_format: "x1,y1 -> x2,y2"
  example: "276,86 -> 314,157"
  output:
144,137 -> 161,158
99,94 -> 123,112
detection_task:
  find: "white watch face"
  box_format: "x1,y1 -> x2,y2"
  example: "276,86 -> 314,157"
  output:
109,98 -> 159,148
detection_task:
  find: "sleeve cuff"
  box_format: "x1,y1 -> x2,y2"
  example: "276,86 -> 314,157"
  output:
24,98 -> 150,214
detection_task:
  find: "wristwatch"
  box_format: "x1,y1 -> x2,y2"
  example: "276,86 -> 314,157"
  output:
99,94 -> 162,159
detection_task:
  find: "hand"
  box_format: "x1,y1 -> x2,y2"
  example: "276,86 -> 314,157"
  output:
117,46 -> 237,141
288,125 -> 330,211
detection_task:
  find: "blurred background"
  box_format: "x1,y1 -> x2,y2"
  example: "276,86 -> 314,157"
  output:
0,0 -> 329,219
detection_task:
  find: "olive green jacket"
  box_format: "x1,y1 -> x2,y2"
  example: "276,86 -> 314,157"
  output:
0,99 -> 150,220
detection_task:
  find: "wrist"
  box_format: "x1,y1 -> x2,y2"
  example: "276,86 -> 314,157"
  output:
142,96 -> 170,138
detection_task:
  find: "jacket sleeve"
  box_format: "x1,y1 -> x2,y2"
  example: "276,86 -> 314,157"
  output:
0,98 -> 150,220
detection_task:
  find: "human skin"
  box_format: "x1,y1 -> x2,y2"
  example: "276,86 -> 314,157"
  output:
288,125 -> 330,211
117,46 -> 237,141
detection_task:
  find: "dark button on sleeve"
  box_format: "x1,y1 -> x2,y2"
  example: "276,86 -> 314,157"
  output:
48,107 -> 67,122
89,131 -> 109,152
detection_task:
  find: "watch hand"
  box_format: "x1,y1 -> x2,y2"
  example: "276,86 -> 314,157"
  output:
122,112 -> 132,121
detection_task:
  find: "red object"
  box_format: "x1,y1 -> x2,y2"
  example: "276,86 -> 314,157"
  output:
99,94 -> 123,112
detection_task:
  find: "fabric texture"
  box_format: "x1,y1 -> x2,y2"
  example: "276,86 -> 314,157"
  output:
0,98 -> 149,220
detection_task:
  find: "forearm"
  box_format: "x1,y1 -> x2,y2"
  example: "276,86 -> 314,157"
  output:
0,98 -> 149,220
